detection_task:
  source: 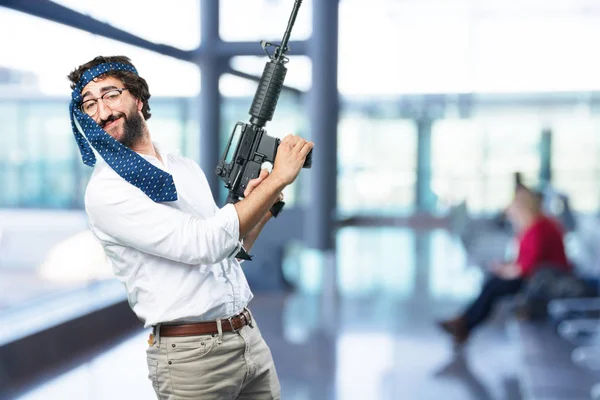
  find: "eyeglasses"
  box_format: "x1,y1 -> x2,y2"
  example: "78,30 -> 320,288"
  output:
80,88 -> 129,117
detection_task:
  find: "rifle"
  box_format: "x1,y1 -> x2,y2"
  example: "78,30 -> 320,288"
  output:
216,0 -> 312,260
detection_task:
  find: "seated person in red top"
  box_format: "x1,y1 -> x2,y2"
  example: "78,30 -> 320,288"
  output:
438,187 -> 570,346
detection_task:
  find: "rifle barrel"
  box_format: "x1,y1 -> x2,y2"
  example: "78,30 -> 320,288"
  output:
277,0 -> 302,61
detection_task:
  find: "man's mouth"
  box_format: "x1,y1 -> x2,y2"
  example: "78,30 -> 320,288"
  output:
104,117 -> 121,129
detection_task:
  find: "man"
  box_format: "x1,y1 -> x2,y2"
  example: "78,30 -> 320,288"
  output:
67,55 -> 313,399
438,186 -> 570,346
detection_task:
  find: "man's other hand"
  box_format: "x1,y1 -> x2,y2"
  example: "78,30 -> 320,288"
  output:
271,134 -> 313,186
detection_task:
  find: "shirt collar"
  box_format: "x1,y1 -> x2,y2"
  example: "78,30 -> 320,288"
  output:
136,142 -> 170,172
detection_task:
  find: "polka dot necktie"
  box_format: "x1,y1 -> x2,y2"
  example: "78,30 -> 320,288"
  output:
69,62 -> 177,202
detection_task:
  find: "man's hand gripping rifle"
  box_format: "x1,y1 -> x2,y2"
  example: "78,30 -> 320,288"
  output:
215,0 -> 312,260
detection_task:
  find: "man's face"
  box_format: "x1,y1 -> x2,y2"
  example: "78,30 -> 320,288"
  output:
80,75 -> 144,148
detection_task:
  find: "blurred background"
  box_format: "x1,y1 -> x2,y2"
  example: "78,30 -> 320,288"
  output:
2,0 -> 600,399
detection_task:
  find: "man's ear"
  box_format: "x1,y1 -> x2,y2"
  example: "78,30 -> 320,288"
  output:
137,99 -> 143,113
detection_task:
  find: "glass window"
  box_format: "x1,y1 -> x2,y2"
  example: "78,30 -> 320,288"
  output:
220,0 -> 312,42
478,114 -> 542,210
551,116 -> 600,212
50,0 -> 200,50
339,2 -> 471,96
338,115 -> 417,217
148,100 -> 187,156
0,8 -> 200,97
431,119 -> 485,212
431,115 -> 541,214
338,1 -> 600,96
473,14 -> 600,93
0,102 -> 22,207
23,101 -> 77,208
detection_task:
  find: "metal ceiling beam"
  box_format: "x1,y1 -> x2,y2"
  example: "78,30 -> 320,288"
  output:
0,0 -> 195,62
0,0 -> 308,63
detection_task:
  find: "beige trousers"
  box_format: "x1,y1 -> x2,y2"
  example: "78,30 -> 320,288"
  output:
146,319 -> 280,400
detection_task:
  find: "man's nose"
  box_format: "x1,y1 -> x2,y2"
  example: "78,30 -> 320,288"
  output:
96,100 -> 112,122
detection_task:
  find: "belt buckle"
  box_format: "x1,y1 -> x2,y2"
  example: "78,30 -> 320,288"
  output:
228,315 -> 241,333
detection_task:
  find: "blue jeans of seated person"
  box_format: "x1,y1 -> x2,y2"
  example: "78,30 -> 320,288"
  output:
464,276 -> 524,332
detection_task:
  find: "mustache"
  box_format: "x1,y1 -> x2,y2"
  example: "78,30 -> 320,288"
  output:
100,113 -> 125,128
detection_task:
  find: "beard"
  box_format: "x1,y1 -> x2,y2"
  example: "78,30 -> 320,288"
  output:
101,106 -> 145,149
120,109 -> 145,148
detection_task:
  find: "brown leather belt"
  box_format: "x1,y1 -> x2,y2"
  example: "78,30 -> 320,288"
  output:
159,309 -> 253,337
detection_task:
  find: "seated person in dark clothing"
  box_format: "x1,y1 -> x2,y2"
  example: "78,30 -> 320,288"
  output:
439,187 -> 570,345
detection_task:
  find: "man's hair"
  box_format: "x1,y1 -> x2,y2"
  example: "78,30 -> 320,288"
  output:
67,55 -> 152,120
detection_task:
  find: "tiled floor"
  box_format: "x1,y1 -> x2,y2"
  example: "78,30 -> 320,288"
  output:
11,228 -> 525,400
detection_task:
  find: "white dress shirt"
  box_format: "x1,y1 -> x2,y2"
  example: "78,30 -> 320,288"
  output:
84,146 -> 253,328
